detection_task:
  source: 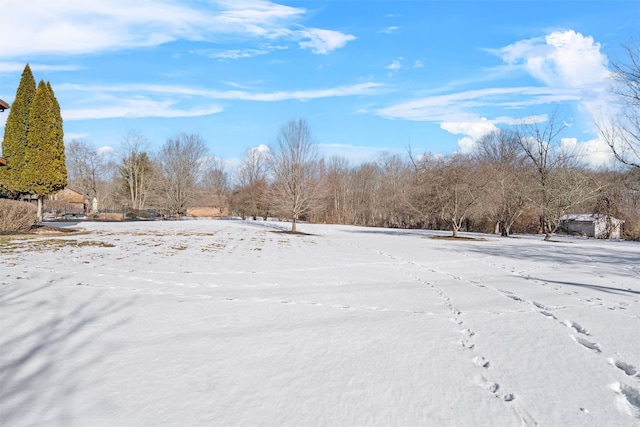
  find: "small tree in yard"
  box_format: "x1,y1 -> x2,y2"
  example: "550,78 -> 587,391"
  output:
269,118 -> 325,233
21,80 -> 67,222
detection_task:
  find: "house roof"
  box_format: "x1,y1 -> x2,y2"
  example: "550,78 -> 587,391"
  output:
560,214 -> 623,223
0,99 -> 9,112
0,157 -> 6,166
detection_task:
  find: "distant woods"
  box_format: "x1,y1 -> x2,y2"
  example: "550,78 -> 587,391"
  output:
61,115 -> 640,239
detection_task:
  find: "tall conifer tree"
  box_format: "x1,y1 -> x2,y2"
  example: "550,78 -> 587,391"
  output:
0,64 -> 36,196
23,80 -> 67,221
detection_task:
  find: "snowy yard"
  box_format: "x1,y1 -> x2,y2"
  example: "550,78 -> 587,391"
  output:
1,219 -> 639,426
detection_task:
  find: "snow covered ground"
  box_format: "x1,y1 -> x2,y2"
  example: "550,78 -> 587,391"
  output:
1,219 -> 639,426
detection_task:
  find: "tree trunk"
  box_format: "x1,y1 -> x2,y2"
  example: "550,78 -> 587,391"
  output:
291,217 -> 297,233
37,195 -> 43,224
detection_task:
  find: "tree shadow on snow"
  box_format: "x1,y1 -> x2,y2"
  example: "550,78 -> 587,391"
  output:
524,277 -> 640,296
0,283 -> 134,425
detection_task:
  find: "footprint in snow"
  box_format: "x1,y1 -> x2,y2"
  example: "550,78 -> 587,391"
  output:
473,356 -> 490,368
609,359 -> 638,376
474,376 -> 515,402
564,320 -> 589,335
572,336 -> 601,353
460,340 -> 475,350
610,382 -> 640,416
540,310 -> 557,319
532,301 -> 548,310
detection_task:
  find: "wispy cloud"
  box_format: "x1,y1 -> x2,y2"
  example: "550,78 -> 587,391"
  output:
0,0 -> 355,58
57,81 -> 382,121
298,28 -> 357,55
190,48 -> 271,60
59,82 -> 382,103
380,26 -> 399,34
385,57 -> 403,73
63,98 -> 224,120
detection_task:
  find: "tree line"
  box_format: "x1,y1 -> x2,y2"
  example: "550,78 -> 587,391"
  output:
60,112 -> 639,239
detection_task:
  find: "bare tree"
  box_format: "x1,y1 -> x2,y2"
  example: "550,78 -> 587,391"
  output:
430,154 -> 486,238
599,41 -> 640,169
231,146 -> 270,220
119,132 -> 153,210
324,155 -> 353,224
473,130 -> 528,236
377,152 -> 412,228
155,133 -> 208,218
516,113 -> 602,240
65,139 -> 109,207
269,118 -> 325,232
202,156 -> 230,216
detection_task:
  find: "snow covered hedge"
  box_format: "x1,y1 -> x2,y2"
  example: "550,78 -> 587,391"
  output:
0,199 -> 37,232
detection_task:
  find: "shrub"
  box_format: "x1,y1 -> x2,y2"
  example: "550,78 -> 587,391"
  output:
0,199 -> 37,232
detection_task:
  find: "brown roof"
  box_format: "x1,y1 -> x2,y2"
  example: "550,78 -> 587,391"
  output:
0,99 -> 9,111
0,157 -> 7,166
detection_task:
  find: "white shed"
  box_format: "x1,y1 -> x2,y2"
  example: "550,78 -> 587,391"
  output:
560,214 -> 624,239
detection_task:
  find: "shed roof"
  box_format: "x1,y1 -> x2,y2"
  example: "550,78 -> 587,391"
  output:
0,157 -> 6,166
0,99 -> 9,112
560,214 -> 623,223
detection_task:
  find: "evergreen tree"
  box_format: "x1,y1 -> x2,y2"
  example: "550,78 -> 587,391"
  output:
23,80 -> 67,221
0,64 -> 36,196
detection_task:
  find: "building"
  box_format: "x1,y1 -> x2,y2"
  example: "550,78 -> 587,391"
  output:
560,214 -> 624,239
0,99 -> 8,166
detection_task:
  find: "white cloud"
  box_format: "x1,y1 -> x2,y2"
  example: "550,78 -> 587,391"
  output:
58,81 -> 382,107
375,86 -> 574,123
413,60 -> 424,69
386,57 -> 403,73
63,98 -> 223,120
0,0 -> 355,58
440,119 -> 498,153
380,26 -> 399,34
191,48 -> 270,60
560,137 -> 615,168
489,30 -> 609,88
96,145 -> 115,155
298,28 -> 356,54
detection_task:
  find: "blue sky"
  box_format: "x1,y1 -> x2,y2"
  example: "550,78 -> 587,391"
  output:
1,0 -> 638,167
